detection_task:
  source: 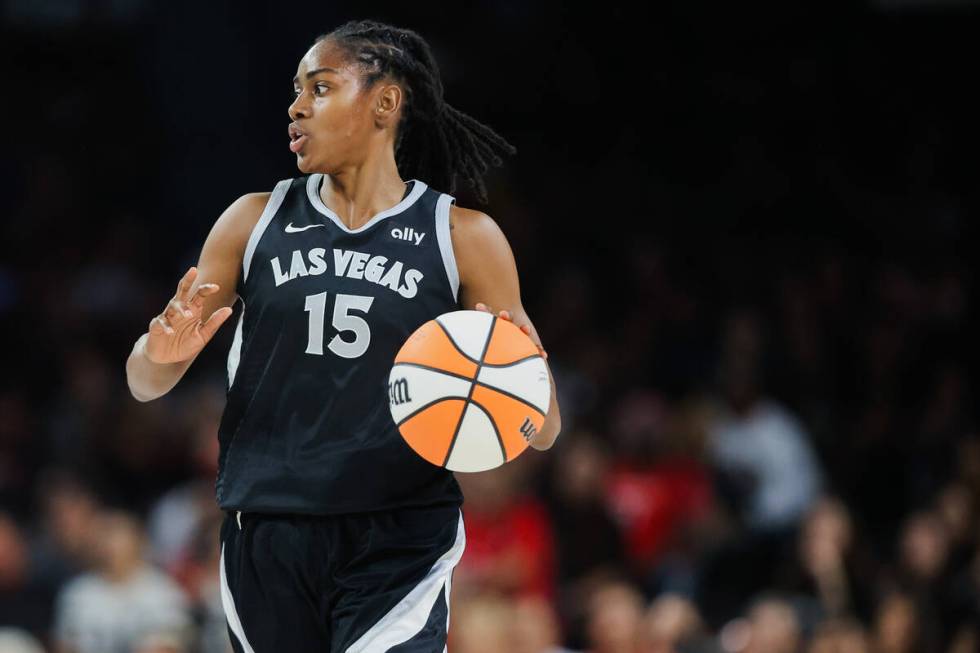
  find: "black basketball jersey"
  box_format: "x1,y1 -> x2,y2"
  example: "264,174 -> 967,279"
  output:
215,173 -> 464,514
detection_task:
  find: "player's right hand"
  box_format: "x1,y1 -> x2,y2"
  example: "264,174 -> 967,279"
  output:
145,266 -> 234,364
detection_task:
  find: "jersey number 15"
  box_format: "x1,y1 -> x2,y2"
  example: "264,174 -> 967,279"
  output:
304,292 -> 375,359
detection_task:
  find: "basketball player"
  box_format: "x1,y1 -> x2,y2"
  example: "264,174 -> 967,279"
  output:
125,19 -> 561,652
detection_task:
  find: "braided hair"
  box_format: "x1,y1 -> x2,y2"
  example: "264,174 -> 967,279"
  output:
315,20 -> 516,205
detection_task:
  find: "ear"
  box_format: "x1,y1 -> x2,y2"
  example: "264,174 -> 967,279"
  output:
374,83 -> 403,127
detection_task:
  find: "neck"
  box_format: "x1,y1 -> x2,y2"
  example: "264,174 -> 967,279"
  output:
319,148 -> 406,230
101,558 -> 142,584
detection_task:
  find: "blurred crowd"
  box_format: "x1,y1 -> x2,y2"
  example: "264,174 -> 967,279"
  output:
442,246 -> 978,653
1,234 -> 976,652
2,3 -> 979,653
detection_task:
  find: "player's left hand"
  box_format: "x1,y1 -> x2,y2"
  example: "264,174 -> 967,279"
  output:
473,302 -> 548,360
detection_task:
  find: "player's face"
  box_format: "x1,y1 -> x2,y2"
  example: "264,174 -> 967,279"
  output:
288,40 -> 378,174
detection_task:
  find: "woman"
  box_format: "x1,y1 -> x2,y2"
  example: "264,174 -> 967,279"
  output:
125,19 -> 561,652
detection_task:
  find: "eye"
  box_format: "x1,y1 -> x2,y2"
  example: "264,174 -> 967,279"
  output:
313,83 -> 330,96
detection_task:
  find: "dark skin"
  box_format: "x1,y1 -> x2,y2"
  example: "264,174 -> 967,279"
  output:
132,38 -> 561,449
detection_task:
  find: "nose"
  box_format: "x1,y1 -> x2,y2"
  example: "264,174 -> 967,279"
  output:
288,90 -> 311,121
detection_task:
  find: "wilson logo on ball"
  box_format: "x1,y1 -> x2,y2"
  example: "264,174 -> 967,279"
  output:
519,417 -> 537,442
388,378 -> 412,406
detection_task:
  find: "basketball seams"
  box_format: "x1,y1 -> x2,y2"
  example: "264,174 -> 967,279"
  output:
392,361 -> 474,384
473,382 -> 548,418
396,396 -> 464,428
398,399 -> 467,467
479,353 -> 542,369
392,362 -> 546,416
466,400 -> 508,462
432,318 -> 481,364
441,316 -> 498,468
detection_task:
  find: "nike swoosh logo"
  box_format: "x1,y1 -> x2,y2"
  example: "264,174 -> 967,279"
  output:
285,222 -> 327,233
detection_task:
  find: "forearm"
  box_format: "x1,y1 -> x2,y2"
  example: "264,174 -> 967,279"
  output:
125,333 -> 194,402
530,362 -> 561,450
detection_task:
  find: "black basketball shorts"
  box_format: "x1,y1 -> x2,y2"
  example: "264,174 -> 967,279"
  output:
217,502 -> 465,652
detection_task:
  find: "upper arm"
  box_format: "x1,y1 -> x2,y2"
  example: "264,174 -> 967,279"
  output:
191,192 -> 271,321
451,205 -> 542,346
451,205 -> 561,444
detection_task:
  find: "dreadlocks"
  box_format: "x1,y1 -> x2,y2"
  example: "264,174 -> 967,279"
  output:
315,19 -> 516,206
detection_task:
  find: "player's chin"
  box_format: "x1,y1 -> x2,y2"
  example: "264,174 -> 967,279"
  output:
294,152 -> 317,174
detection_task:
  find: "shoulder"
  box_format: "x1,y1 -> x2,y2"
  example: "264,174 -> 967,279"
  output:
208,183 -> 287,254
448,203 -> 500,237
447,203 -> 517,289
233,176 -> 303,223
196,182 -> 289,301
449,204 -> 507,248
229,192 -> 273,230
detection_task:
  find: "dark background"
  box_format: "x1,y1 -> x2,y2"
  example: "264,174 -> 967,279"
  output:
1,2 -> 978,653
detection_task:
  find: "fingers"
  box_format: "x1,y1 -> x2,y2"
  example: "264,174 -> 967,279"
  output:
169,280 -> 221,318
198,306 -> 233,341
516,322 -> 548,359
165,298 -> 194,320
188,283 -> 220,310
472,302 -> 548,359
150,315 -> 175,336
176,266 -> 198,303
474,302 -> 510,321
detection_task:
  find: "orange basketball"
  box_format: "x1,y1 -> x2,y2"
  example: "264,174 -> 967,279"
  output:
387,310 -> 550,472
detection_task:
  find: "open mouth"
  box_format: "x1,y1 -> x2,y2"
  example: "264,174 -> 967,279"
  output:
288,123 -> 309,153
289,133 -> 308,153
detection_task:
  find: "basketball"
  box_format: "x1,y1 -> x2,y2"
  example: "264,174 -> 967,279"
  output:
388,310 -> 551,472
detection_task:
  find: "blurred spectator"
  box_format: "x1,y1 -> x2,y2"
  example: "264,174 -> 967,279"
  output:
898,511 -> 950,586
742,597 -> 801,653
455,461 -> 556,600
132,630 -> 190,653
894,509 -> 966,650
604,391 -> 712,576
29,469 -> 100,589
0,512 -> 50,641
546,432 -> 626,585
709,311 -> 823,534
0,628 -> 45,653
513,594 -> 579,653
449,592 -> 514,653
643,397 -> 730,601
637,593 -> 716,653
777,497 -> 874,624
52,510 -> 191,653
584,580 -> 644,653
168,514 -> 228,653
871,592 -> 921,653
935,483 -> 975,568
805,619 -> 869,653
146,382 -> 225,572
